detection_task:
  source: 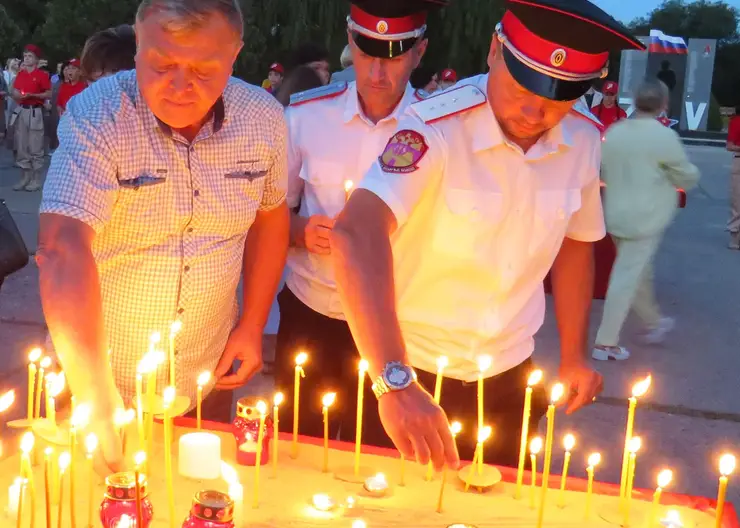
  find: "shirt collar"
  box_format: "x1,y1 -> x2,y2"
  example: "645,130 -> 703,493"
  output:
343,81 -> 416,125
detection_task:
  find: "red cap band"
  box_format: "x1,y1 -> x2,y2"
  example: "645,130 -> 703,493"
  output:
350,5 -> 427,37
24,44 -> 42,57
502,11 -> 608,76
68,59 -> 81,68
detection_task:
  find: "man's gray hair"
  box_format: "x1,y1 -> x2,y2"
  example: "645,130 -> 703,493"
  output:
634,79 -> 669,115
340,45 -> 353,69
136,0 -> 244,38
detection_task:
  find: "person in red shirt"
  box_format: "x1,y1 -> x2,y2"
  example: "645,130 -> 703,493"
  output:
592,80 -> 627,131
10,44 -> 52,192
438,67 -> 457,90
727,107 -> 740,249
56,59 -> 87,116
266,63 -> 284,94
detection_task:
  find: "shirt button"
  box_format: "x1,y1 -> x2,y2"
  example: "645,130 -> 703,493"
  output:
194,190 -> 200,197
187,227 -> 194,233
184,265 -> 191,272
177,308 -> 184,314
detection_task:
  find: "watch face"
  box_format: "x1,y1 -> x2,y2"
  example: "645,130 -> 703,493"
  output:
384,363 -> 413,390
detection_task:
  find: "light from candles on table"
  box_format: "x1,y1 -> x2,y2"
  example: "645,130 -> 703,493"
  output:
351,521 -> 367,528
0,389 -> 15,412
558,433 -> 576,507
436,421 -> 462,513
292,352 -> 308,459
536,382 -> 564,528
585,452 -> 601,520
662,510 -> 684,528
623,436 -> 642,527
355,359 -> 369,477
85,433 -> 98,528
322,392 -> 337,473
344,180 -> 354,203
620,375 -> 651,503
134,451 -> 146,525
312,494 -> 335,512
476,355 -> 492,435
20,432 -> 36,528
465,425 -> 492,490
363,472 -> 388,497
163,386 -> 176,528
44,447 -> 52,528
515,369 -> 543,499
715,453 -> 736,528
35,356 -> 52,419
650,469 -> 673,527
168,321 -> 182,387
27,348 -> 42,421
69,403 -> 90,528
272,392 -> 284,477
253,400 -> 268,509
196,372 -> 211,430
530,437 -> 543,510
46,373 -> 65,432
115,515 -> 134,528
57,452 -> 71,528
222,462 -> 243,527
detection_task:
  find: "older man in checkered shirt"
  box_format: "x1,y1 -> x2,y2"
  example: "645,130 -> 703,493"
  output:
37,0 -> 289,473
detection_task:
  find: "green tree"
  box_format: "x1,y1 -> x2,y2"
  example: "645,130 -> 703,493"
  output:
0,5 -> 24,61
2,0 -> 50,53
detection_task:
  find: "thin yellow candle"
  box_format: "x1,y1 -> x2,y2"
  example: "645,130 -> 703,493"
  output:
465,426 -> 491,491
536,382 -> 565,528
715,454 -> 736,528
1,389 -> 15,413
85,433 -> 98,528
15,477 -> 25,528
355,360 -> 369,477
20,432 -> 36,528
620,375 -> 651,502
530,437 -> 543,509
425,356 -> 449,481
162,387 -> 176,528
168,321 -> 182,387
27,348 -> 42,421
44,448 -> 52,528
624,436 -> 642,527
515,369 -> 543,499
436,421 -> 461,513
464,442 -> 480,493
272,393 -> 283,477
69,403 -> 91,528
253,400 -> 268,508
145,334 -> 162,470
344,180 -> 354,203
558,433 -> 576,507
57,452 -> 70,528
135,369 -> 145,451
46,373 -> 65,432
476,356 -> 492,435
322,392 -> 336,473
291,352 -> 308,459
196,372 -> 211,430
650,469 -> 673,527
585,453 -> 601,520
35,356 -> 51,419
133,452 -> 146,527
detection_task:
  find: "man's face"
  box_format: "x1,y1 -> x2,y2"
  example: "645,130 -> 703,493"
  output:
68,65 -> 81,83
350,33 -> 427,110
487,41 -> 573,144
134,11 -> 243,130
424,74 -> 438,93
602,93 -> 617,107
268,70 -> 283,86
306,60 -> 330,85
22,52 -> 38,69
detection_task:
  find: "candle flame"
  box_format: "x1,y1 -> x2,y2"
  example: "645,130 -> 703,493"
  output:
44,447 -> 53,456
351,521 -> 367,528
450,421 -> 462,436
137,355 -> 155,374
588,452 -> 602,467
256,400 -> 268,415
662,510 -> 682,527
628,436 -> 642,454
563,433 -> 576,451
170,320 -> 182,335
58,452 -> 71,471
71,402 -> 92,428
477,355 -> 493,372
85,432 -> 98,454
20,431 -> 34,453
632,375 -> 652,398
150,331 -> 161,344
720,454 -> 736,476
530,436 -> 543,455
657,469 -> 673,488
39,356 -> 52,369
221,462 -> 239,484
152,350 -> 166,366
48,372 -> 66,397
197,371 -> 211,387
134,451 -> 146,467
374,472 -> 387,484
115,515 -> 134,528
322,393 -> 336,408
551,382 -> 565,403
344,180 -> 354,193
312,494 -> 334,511
273,392 -> 284,406
437,356 -> 449,371
359,359 -> 369,373
113,408 -> 135,427
527,369 -> 543,387
295,352 -> 308,366
163,386 -> 176,406
477,425 -> 492,444
28,347 -> 42,363
0,390 -> 15,412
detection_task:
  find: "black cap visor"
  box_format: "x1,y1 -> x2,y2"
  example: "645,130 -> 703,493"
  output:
351,32 -> 419,58
502,46 -> 593,102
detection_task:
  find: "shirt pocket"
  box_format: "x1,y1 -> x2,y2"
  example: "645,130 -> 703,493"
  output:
219,160 -> 270,234
113,173 -> 171,242
529,189 -> 582,255
433,189 -> 504,261
299,160 -> 346,215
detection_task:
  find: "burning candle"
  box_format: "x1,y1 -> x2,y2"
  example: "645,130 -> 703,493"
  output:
322,392 -> 336,473
291,352 -> 308,459
229,480 -> 244,527
45,373 -> 65,432
312,494 -> 336,512
426,356 -> 449,481
135,368 -> 145,452
69,403 -> 90,528
355,359 -> 369,477
272,392 -> 283,477
536,382 -> 565,528
436,421 -> 461,513
530,437 -> 543,509
20,432 -> 36,528
35,356 -> 52,419
163,387 -> 176,527
133,452 -> 146,526
85,433 -> 98,528
585,453 -> 601,520
145,334 -> 162,470
44,447 -> 52,528
57,452 -> 71,528
27,348 -> 42,421
558,434 -> 576,507
196,371 -> 211,430
624,436 -> 642,527
662,510 -> 684,528
516,369 -> 543,499
651,469 -> 673,527
715,454 -> 736,528
253,400 -> 268,509
465,425 -> 492,491
363,472 -> 389,498
476,356 -> 492,434
620,375 -> 651,502
344,180 -> 354,202
14,477 -> 26,528
168,321 -> 182,387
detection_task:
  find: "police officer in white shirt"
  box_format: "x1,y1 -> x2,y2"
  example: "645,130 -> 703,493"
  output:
332,0 -> 646,470
276,0 -> 444,442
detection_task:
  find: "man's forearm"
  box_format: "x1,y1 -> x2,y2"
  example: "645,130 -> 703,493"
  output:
289,210 -> 307,248
240,203 -> 290,331
551,237 -> 594,367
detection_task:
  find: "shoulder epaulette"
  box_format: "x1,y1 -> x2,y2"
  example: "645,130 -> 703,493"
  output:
570,102 -> 605,134
410,84 -> 487,124
414,88 -> 431,101
290,82 -> 348,107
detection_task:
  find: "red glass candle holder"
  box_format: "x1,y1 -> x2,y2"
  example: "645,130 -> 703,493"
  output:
99,472 -> 154,528
182,490 -> 235,528
232,396 -> 272,467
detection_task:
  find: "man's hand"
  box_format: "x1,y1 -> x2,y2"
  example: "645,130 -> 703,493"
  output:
214,323 -> 263,390
378,383 -> 460,471
85,389 -> 126,476
304,215 -> 335,255
558,361 -> 603,415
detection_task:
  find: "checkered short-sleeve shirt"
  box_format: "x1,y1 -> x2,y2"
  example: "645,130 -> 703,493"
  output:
40,70 -> 288,406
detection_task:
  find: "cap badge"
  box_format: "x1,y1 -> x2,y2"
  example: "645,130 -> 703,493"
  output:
376,20 -> 389,34
379,130 -> 429,174
550,48 -> 567,68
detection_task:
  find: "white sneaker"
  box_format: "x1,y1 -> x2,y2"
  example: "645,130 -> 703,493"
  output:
642,317 -> 675,345
592,345 -> 631,361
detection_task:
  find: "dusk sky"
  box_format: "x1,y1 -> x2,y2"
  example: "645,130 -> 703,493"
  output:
592,0 -> 740,23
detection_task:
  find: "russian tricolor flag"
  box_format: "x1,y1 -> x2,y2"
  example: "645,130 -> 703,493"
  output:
648,29 -> 688,54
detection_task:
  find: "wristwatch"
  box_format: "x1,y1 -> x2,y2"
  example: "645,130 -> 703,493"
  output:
372,361 -> 417,399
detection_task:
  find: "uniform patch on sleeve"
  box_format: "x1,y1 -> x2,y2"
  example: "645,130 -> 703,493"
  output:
379,130 -> 429,174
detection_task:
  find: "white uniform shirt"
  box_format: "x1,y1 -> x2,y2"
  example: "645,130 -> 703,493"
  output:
359,74 -> 606,381
286,81 -> 416,320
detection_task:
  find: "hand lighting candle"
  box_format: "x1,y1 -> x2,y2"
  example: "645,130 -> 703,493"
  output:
291,352 -> 308,459
355,360 -> 369,477
620,375 -> 651,502
85,433 -> 98,528
168,321 -> 182,387
530,437 -> 543,510
196,372 -> 211,431
253,400 -> 268,509
558,434 -> 576,507
585,453 -> 601,520
476,356 -> 492,435
651,469 -> 673,527
436,421 -> 461,513
623,436 -> 642,527
322,392 -> 336,473
272,392 -> 283,477
163,387 -> 176,528
35,356 -> 52,420
536,382 -> 565,528
515,369 -> 543,499
715,454 -> 736,528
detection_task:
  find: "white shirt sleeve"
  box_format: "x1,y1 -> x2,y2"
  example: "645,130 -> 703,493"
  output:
285,108 -> 305,210
566,141 -> 607,242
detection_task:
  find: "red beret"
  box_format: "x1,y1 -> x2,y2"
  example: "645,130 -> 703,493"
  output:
68,59 -> 81,68
441,68 -> 457,82
269,63 -> 284,74
24,44 -> 43,58
602,81 -> 618,94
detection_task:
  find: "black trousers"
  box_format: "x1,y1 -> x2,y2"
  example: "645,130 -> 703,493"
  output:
275,286 -> 549,466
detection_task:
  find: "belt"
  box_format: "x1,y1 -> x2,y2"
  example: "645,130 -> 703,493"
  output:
20,104 -> 42,110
